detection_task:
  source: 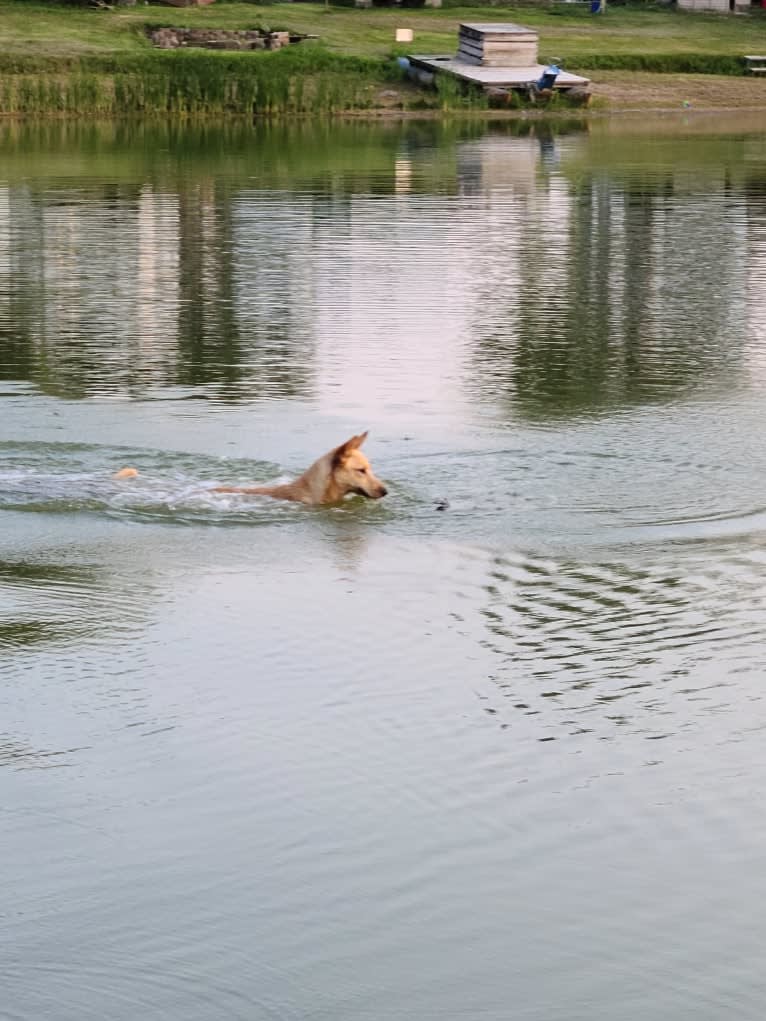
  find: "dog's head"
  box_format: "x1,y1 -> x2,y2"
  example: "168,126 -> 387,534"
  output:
331,431 -> 387,500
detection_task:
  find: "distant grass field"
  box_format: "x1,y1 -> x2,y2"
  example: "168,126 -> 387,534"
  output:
2,0 -> 766,63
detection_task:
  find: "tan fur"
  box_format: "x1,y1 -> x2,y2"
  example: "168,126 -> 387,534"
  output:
212,431 -> 387,506
113,467 -> 139,479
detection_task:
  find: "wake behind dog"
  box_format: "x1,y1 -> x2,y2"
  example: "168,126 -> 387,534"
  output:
113,431 -> 387,507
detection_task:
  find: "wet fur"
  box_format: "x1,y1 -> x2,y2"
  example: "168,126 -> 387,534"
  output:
115,432 -> 388,507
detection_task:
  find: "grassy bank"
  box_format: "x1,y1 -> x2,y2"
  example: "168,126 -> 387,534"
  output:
1,0 -> 766,114
0,48 -> 407,115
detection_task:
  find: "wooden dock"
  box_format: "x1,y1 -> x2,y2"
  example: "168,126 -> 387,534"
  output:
408,23 -> 589,96
407,54 -> 590,92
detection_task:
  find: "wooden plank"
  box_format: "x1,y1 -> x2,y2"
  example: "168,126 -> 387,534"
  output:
482,41 -> 537,50
457,42 -> 535,58
460,22 -> 537,35
457,33 -> 539,68
459,34 -> 536,45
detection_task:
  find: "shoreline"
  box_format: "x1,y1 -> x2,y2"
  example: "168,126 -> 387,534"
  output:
1,69 -> 765,119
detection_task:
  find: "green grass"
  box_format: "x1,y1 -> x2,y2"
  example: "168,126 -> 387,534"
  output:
0,57 -> 401,114
2,0 -> 766,63
1,0 -> 766,114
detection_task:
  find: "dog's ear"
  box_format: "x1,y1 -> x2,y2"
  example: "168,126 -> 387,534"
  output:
331,431 -> 368,467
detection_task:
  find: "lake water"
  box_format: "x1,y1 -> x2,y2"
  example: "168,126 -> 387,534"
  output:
2,115 -> 766,1020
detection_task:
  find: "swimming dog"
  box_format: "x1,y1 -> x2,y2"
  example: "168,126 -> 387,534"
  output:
214,431 -> 387,506
113,431 -> 387,507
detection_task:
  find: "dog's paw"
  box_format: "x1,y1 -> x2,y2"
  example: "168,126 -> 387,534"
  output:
114,467 -> 139,480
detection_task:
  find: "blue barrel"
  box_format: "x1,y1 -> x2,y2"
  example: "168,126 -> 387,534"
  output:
590,0 -> 601,12
535,64 -> 561,91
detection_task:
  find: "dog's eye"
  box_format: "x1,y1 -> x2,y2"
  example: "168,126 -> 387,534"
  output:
357,467 -> 367,474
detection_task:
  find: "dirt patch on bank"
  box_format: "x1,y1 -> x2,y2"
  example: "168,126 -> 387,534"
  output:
364,70 -> 766,119
590,70 -> 766,111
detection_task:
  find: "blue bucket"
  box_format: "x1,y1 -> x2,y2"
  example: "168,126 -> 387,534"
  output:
535,64 -> 561,91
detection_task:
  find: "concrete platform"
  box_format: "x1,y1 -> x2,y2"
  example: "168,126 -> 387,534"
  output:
408,54 -> 590,91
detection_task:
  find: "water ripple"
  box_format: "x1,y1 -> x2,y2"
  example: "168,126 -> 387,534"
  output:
449,544 -> 766,743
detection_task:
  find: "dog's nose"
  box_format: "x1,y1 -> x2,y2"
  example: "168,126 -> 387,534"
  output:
378,485 -> 388,498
